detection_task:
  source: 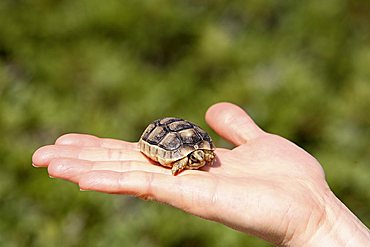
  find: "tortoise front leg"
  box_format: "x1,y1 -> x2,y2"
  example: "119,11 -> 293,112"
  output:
171,156 -> 189,175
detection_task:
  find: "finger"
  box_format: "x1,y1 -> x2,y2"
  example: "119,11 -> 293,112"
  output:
32,145 -> 148,167
78,170 -> 217,218
48,158 -> 172,183
79,170 -> 177,198
206,102 -> 264,145
55,133 -> 138,149
48,158 -> 90,183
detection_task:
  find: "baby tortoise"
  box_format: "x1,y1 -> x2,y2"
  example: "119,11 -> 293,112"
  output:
138,117 -> 215,175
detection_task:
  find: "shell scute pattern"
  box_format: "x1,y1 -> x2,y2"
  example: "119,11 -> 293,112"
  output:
146,126 -> 167,145
179,128 -> 201,144
194,125 -> 211,142
167,121 -> 193,132
159,117 -> 182,125
141,123 -> 156,141
158,133 -> 181,151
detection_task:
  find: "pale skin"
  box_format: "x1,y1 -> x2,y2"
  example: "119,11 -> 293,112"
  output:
32,102 -> 370,246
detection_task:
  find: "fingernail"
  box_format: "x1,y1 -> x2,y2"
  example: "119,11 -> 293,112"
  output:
79,188 -> 89,192
49,175 -> 55,179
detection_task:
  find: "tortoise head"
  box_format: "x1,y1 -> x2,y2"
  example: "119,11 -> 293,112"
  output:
188,149 -> 215,168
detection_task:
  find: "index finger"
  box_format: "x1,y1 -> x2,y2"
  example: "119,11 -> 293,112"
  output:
55,133 -> 138,149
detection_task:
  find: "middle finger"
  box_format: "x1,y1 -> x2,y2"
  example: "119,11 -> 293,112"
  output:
33,145 -> 148,167
48,158 -> 171,183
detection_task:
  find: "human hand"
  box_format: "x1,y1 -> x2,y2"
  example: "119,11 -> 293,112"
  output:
32,102 -> 370,246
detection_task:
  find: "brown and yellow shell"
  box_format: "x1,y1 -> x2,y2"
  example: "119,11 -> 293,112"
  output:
138,117 -> 215,167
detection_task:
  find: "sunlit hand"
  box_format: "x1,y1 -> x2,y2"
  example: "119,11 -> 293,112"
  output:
32,102 -> 370,246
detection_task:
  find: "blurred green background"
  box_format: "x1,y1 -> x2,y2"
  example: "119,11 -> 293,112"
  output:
0,0 -> 369,246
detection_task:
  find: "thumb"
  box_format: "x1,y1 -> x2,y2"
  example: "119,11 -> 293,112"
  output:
205,102 -> 264,146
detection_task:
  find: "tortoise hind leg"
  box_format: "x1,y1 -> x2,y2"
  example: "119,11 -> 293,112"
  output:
171,157 -> 189,175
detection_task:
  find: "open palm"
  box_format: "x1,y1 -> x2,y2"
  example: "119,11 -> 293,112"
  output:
32,102 -> 333,246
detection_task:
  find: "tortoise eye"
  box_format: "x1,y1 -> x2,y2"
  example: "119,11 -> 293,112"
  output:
190,154 -> 198,162
190,150 -> 204,162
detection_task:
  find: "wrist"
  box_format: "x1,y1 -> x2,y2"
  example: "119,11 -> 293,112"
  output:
290,191 -> 370,247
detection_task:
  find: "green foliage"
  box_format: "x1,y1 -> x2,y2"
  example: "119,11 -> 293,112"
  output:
0,0 -> 369,246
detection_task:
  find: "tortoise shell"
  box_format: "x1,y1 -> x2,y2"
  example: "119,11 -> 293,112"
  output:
138,117 -> 215,167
